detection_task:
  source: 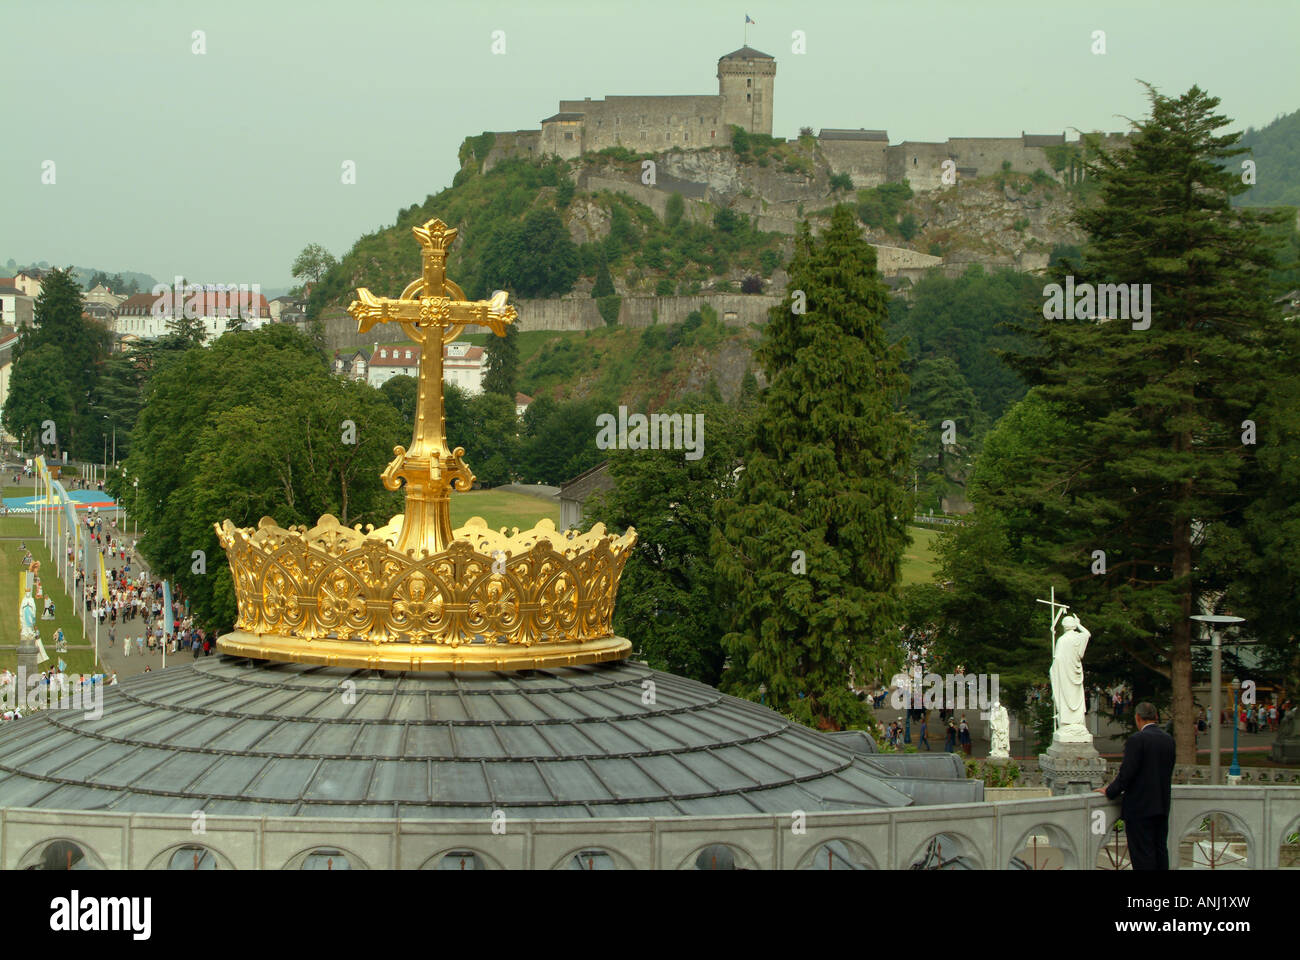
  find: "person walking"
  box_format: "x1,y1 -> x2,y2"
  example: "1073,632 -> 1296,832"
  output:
919,715 -> 931,750
944,720 -> 956,753
1098,702 -> 1176,870
959,717 -> 972,756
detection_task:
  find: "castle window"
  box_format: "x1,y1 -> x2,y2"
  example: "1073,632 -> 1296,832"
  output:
564,132 -> 573,140
747,78 -> 752,87
711,130 -> 715,138
746,94 -> 751,102
685,133 -> 689,142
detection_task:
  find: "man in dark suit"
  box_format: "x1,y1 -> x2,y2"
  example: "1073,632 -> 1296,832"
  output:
1098,701 -> 1177,870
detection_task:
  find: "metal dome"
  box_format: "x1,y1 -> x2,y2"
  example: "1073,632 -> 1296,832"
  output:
0,657 -> 978,818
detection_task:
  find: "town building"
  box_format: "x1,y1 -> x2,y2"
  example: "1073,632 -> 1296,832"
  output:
333,347 -> 370,381
366,343 -> 419,387
112,287 -> 270,344
13,269 -> 45,298
443,341 -> 484,395
0,330 -> 18,441
0,286 -> 35,329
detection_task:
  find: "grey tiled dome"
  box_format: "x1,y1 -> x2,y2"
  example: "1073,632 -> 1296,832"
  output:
0,657 -> 978,818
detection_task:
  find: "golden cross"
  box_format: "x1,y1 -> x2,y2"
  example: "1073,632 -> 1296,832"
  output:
347,218 -> 517,557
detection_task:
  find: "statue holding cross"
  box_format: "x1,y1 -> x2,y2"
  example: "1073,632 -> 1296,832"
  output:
1037,586 -> 1093,743
348,218 -> 517,557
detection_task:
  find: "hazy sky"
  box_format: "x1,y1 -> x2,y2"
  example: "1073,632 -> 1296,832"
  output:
3,0 -> 1297,289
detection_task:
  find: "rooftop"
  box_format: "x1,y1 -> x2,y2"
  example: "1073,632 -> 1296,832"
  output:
0,657 -> 978,818
720,46 -> 774,61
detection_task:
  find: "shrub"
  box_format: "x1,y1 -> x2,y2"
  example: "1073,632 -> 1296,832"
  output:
665,192 -> 685,228
829,172 -> 854,192
597,295 -> 621,326
595,145 -> 641,164
655,277 -> 675,296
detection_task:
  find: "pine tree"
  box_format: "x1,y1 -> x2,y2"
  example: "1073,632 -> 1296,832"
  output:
1003,85 -> 1288,762
14,267 -> 111,459
713,206 -> 914,730
482,324 -> 519,397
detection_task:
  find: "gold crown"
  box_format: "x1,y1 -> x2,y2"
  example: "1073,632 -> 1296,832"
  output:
214,515 -> 635,670
215,218 -> 637,670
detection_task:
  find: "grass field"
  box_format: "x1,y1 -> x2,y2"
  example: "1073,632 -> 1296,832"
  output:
0,516 -> 102,674
450,488 -> 560,532
901,525 -> 941,586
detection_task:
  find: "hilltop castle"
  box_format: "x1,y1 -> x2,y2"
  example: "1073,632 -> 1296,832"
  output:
481,46 -> 1124,192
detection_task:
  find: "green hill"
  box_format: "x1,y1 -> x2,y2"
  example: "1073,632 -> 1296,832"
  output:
1238,108 -> 1300,209
308,143 -> 787,319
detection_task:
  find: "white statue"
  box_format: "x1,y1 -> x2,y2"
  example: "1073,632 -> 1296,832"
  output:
1050,613 -> 1092,742
20,590 -> 36,634
989,701 -> 1011,758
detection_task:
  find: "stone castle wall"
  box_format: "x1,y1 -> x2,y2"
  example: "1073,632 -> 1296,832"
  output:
560,95 -> 727,154
483,130 -> 541,172
321,294 -> 780,351
818,138 -> 889,188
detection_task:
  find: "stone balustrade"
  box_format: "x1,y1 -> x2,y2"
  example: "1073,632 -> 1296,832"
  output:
4,785 -> 1296,869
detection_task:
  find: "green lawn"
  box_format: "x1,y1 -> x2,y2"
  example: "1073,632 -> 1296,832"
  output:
0,517 -> 102,674
901,525 -> 941,586
450,488 -> 561,533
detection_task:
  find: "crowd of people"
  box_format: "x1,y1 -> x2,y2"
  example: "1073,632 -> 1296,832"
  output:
0,668 -> 116,723
72,512 -> 213,660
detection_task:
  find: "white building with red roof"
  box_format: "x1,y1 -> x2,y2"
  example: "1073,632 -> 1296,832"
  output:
443,341 -> 484,395
363,341 -> 485,394
366,343 -> 420,387
113,285 -> 270,343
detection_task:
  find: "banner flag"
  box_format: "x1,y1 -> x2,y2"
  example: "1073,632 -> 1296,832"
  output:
163,580 -> 174,637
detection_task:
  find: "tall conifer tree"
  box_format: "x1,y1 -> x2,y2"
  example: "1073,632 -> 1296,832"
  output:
714,206 -> 913,730
482,324 -> 519,397
1003,85 -> 1287,761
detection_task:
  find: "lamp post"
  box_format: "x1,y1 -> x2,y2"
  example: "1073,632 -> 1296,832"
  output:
1230,677 -> 1243,781
132,477 -> 139,540
1191,614 -> 1245,786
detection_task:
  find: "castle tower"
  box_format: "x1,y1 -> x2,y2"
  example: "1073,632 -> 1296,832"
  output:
718,46 -> 775,136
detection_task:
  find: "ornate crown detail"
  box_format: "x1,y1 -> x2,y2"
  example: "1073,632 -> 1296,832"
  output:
215,515 -> 635,670
214,218 -> 637,670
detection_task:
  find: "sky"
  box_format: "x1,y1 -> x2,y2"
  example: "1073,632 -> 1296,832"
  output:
3,0 -> 1297,289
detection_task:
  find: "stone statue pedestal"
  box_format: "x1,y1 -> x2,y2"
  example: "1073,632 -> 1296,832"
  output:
16,626 -> 40,673
1039,737 -> 1107,796
986,754 -> 1011,769
1270,734 -> 1300,764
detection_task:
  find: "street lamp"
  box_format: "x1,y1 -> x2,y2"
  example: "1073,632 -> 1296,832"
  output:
1230,677 -> 1243,780
1191,614 -> 1245,786
133,477 -> 139,540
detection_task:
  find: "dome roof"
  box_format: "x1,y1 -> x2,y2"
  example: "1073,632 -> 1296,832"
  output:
0,658 -> 977,818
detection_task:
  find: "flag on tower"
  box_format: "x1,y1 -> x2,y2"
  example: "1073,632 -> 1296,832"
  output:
745,14 -> 755,24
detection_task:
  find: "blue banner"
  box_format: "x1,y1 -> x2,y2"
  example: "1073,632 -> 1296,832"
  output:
163,580 -> 174,637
